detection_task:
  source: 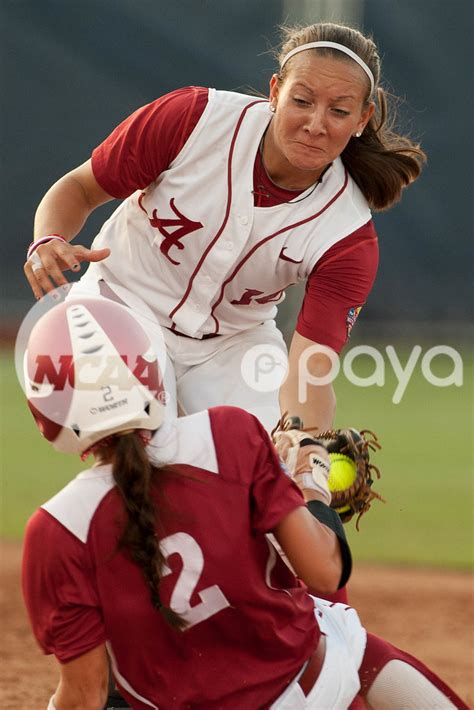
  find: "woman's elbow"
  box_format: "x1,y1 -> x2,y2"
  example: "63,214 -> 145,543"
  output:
55,680 -> 108,710
55,691 -> 107,710
306,561 -> 342,597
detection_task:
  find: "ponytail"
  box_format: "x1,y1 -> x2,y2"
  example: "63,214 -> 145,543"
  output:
341,87 -> 426,211
111,432 -> 187,631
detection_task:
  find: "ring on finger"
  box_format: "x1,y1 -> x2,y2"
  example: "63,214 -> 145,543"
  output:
29,251 -> 44,273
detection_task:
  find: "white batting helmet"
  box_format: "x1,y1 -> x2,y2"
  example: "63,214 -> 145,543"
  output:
24,297 -> 166,455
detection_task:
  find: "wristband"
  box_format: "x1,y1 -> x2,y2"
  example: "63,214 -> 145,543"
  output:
27,234 -> 66,259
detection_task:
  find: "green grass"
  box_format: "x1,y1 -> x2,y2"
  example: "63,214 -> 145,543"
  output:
333,346 -> 473,568
1,346 -> 472,569
1,350 -> 79,539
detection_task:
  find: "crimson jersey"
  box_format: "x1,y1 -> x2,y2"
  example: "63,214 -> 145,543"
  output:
91,87 -> 379,354
22,407 -> 320,709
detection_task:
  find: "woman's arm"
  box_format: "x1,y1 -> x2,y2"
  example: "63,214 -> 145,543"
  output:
245,409 -> 346,595
270,434 -> 351,596
50,644 -> 108,710
26,88 -> 209,300
34,160 -> 115,240
280,222 -> 379,433
22,510 -> 109,708
25,160 -> 114,298
272,502 -> 342,596
279,330 -> 337,434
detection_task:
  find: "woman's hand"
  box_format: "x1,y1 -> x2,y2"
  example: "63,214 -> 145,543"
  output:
273,422 -> 332,505
24,240 -> 110,299
26,159 -> 115,299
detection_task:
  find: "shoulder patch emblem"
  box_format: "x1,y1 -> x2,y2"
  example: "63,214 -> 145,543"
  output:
346,306 -> 362,337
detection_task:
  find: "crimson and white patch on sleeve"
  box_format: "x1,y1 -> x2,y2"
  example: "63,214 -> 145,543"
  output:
346,306 -> 362,337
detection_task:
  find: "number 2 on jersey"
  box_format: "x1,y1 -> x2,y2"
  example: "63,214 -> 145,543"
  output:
161,532 -> 230,628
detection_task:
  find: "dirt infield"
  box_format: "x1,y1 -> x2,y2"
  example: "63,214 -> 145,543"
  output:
1,539 -> 472,708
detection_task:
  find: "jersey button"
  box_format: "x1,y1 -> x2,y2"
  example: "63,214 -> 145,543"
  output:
225,241 -> 234,250
238,215 -> 249,225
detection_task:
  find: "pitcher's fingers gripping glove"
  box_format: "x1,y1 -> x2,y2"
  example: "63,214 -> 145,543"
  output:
271,416 -> 332,506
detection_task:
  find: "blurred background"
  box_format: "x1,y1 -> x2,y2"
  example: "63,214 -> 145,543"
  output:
0,0 -> 472,567
2,0 -> 473,327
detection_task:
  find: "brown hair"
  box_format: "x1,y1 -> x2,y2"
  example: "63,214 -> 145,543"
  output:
275,23 -> 427,211
110,432 -> 187,630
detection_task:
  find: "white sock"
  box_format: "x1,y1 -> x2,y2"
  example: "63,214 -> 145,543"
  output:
366,660 -> 457,709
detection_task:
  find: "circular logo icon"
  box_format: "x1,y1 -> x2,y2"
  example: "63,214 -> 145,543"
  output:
240,344 -> 288,393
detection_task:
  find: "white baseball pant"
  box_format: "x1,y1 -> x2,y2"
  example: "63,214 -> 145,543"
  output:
270,598 -> 366,709
69,276 -> 287,431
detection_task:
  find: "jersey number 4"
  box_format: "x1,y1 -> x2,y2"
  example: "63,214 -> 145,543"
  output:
161,532 -> 230,628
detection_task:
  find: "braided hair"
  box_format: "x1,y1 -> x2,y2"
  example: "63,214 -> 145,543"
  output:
106,431 -> 187,631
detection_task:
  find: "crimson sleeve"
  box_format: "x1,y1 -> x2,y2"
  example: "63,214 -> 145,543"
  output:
91,86 -> 209,199
296,220 -> 379,353
22,509 -> 106,664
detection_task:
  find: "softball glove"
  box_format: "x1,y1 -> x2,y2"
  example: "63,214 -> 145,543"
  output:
272,415 -> 384,529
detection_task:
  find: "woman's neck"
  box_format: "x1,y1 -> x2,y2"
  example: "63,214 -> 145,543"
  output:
92,449 -> 113,466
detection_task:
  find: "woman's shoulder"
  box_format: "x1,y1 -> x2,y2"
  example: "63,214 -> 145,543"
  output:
35,465 -> 115,544
212,88 -> 268,108
208,405 -> 265,436
316,220 -> 379,268
174,406 -> 266,457
197,89 -> 269,130
148,409 -> 269,477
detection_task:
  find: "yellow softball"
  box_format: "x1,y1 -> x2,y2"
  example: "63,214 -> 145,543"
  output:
328,453 -> 357,513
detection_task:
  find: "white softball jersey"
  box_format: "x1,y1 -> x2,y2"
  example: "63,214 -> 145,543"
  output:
86,90 -> 371,337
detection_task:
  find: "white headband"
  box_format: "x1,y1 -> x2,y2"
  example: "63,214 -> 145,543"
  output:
280,41 -> 375,95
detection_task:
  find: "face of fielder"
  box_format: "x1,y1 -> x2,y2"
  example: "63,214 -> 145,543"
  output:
265,53 -> 375,189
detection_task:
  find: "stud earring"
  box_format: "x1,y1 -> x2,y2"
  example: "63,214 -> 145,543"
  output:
269,104 -> 276,113
355,131 -> 362,138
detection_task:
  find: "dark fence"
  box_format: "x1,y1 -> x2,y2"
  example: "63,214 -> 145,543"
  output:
1,0 -> 471,332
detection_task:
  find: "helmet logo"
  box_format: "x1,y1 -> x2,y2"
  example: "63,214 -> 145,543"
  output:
31,354 -> 160,393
